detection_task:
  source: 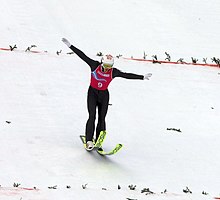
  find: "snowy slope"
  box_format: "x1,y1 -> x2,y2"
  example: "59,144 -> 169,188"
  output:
1,0 -> 220,200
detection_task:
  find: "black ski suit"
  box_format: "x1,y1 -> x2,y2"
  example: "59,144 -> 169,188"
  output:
69,45 -> 144,142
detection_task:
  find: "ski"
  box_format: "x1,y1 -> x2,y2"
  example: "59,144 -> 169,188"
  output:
80,130 -> 107,150
94,130 -> 107,148
96,143 -> 123,155
80,131 -> 122,155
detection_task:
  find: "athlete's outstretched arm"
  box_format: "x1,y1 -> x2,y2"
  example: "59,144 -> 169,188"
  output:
113,68 -> 152,80
62,38 -> 99,70
112,68 -> 143,79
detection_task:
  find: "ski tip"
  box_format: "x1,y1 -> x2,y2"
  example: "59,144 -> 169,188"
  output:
100,130 -> 107,135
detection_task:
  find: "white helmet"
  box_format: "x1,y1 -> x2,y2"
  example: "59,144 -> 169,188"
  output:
101,54 -> 114,67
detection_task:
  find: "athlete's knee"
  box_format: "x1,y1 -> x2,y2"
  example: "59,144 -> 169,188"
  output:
88,114 -> 96,122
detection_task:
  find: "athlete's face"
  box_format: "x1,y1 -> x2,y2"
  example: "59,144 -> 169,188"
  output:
102,63 -> 112,72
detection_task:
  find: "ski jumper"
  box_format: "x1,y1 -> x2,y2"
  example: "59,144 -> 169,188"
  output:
69,45 -> 144,142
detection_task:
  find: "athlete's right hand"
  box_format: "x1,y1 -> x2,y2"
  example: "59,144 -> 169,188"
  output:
62,38 -> 71,47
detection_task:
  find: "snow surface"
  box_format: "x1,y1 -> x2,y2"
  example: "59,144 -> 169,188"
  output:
0,0 -> 220,199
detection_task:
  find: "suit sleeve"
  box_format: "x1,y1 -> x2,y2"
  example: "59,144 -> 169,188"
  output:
112,68 -> 144,80
69,45 -> 100,71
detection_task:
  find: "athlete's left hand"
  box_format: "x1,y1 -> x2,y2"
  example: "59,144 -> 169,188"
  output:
144,73 -> 152,80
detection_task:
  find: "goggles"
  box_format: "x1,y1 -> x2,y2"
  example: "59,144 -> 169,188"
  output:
102,63 -> 113,69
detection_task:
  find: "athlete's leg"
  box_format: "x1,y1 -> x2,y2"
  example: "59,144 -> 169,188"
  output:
96,90 -> 109,140
85,87 -> 97,142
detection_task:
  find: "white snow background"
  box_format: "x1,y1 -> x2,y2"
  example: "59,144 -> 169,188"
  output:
0,0 -> 220,199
